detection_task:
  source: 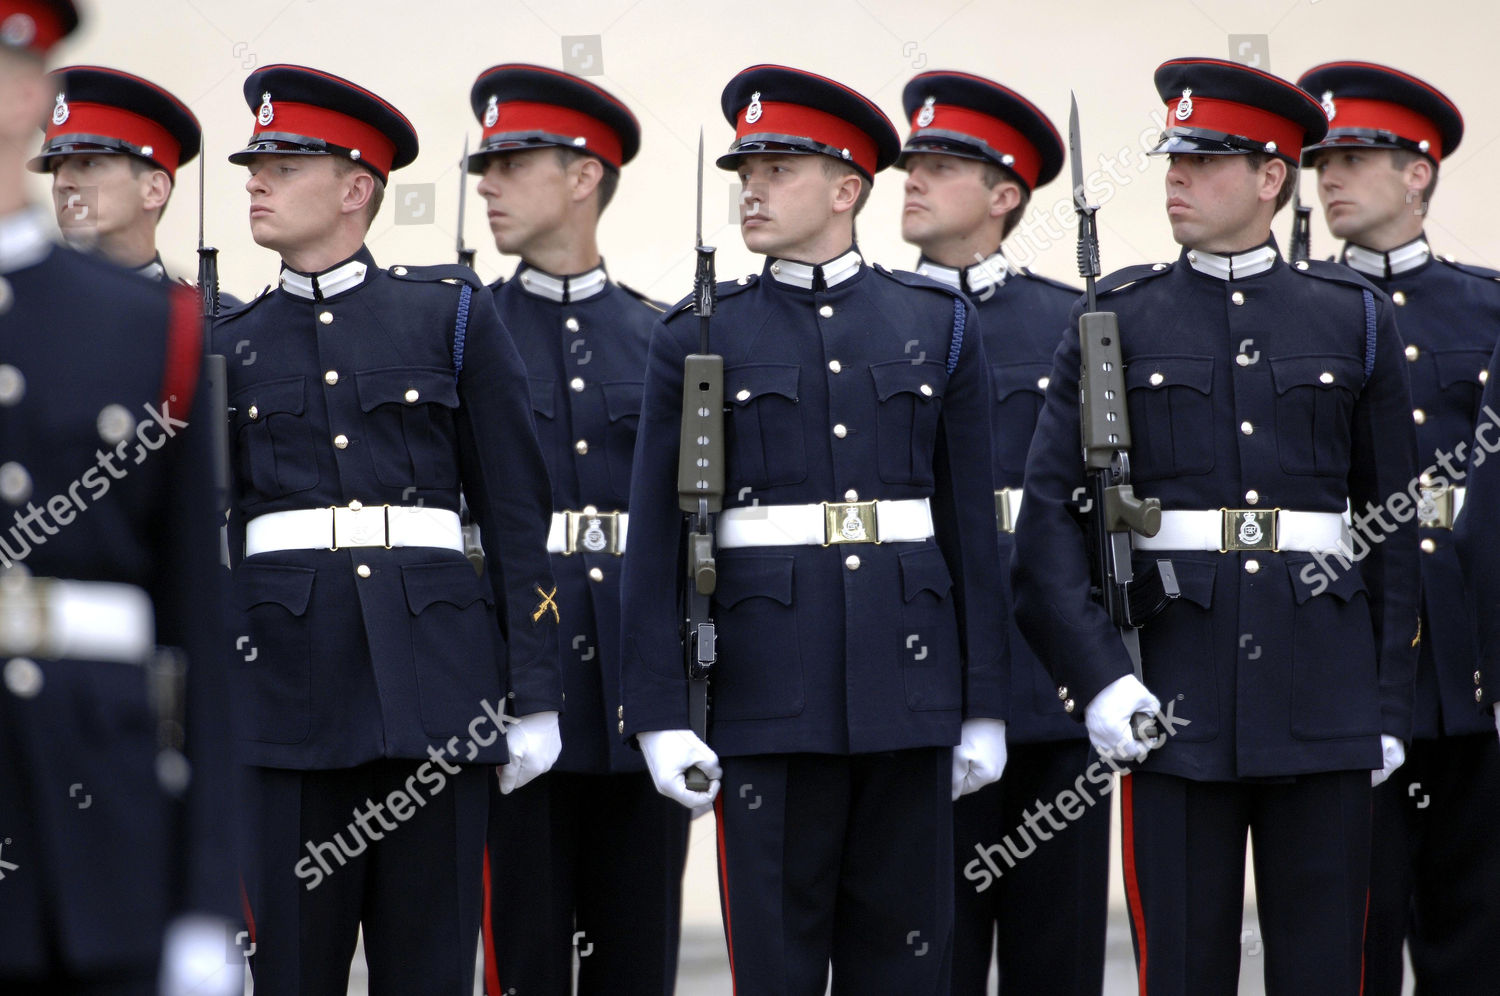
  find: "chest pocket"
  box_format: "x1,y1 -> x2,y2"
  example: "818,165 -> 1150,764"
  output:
355,367 -> 461,489
601,380 -> 644,499
1433,349 -> 1491,428
870,359 -> 947,486
1123,355 -> 1215,481
232,375 -> 318,499
990,363 -> 1051,484
1269,354 -> 1363,477
725,364 -> 806,489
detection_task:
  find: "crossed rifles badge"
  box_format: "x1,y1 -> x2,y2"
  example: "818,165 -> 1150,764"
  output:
532,584 -> 560,624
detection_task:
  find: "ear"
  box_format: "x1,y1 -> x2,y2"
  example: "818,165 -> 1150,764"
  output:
988,179 -> 1022,220
830,171 -> 863,216
1259,156 -> 1288,205
340,166 -> 375,218
570,155 -> 605,206
140,169 -> 172,214
1402,155 -> 1433,198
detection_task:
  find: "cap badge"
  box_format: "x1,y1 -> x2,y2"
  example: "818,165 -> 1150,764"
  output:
483,95 -> 499,129
1175,88 -> 1194,121
746,91 -> 763,125
51,93 -> 68,126
916,96 -> 936,128
0,13 -> 35,46
1321,90 -> 1336,121
257,91 -> 275,127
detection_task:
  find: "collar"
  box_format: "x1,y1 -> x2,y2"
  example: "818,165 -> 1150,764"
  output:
916,251 -> 1013,296
1342,235 -> 1431,279
135,254 -> 167,283
0,207 -> 53,275
1183,242 -> 1279,281
514,261 -> 609,303
765,247 -> 864,290
279,247 -> 375,301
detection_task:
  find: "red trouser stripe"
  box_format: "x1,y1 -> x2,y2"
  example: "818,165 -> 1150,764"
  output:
238,876 -> 255,946
714,793 -> 738,995
162,284 -> 202,412
482,847 -> 502,996
1121,773 -> 1148,994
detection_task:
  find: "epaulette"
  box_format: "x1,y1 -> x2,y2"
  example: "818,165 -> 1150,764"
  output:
1435,255 -> 1500,282
619,281 -> 667,313
388,263 -> 486,290
1293,258 -> 1381,292
665,274 -> 759,320
1017,269 -> 1083,296
486,274 -> 506,292
1096,262 -> 1173,296
872,262 -> 965,302
212,285 -> 272,323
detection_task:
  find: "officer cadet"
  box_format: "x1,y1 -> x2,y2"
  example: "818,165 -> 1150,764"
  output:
620,64 -> 1009,994
1296,60 -> 1500,996
27,65 -> 199,281
1013,58 -> 1420,995
0,2 -> 241,994
895,71 -> 1105,995
214,64 -> 562,994
463,63 -> 690,996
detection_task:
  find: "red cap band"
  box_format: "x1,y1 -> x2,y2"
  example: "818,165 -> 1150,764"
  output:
0,1 -> 66,54
482,100 -> 623,169
1322,96 -> 1444,161
910,104 -> 1043,188
249,100 -> 395,178
1166,95 -> 1306,157
736,100 -> 877,176
46,102 -> 181,176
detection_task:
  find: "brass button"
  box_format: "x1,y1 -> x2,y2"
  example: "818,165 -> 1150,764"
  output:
1231,291 -> 1245,305
1420,538 -> 1437,554
404,388 -> 420,403
4,657 -> 42,698
356,564 -> 371,578
818,305 -> 834,318
1413,409 -> 1426,425
844,489 -> 858,502
1240,421 -> 1254,436
833,424 -> 847,438
392,266 -> 407,276
617,705 -> 623,718
0,462 -> 31,504
1476,688 -> 1485,703
1057,686 -> 1069,700
919,384 -> 933,397
1236,353 -> 1252,367
828,360 -> 842,374
570,378 -> 585,393
1392,291 -> 1407,306
247,405 -> 259,420
1475,671 -> 1483,686
1037,376 -> 1050,390
324,370 -> 339,385
735,389 -> 751,402
1244,559 -> 1260,574
1149,372 -> 1165,386
618,720 -> 625,734
1063,698 -> 1075,714
319,311 -> 333,325
589,567 -> 604,582
96,404 -> 134,443
1245,489 -> 1259,505
1295,261 -> 1309,270
1405,345 -> 1419,362
0,364 -> 25,406
565,317 -> 580,332
1482,369 -> 1491,384
1319,371 -> 1334,384
575,439 -> 588,454
334,434 -> 349,449
845,555 -> 860,570
349,500 -> 363,511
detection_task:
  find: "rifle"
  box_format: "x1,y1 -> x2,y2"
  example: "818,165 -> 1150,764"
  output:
1070,95 -> 1176,745
454,136 -> 486,576
1289,183 -> 1313,264
197,146 -> 232,568
678,130 -> 724,791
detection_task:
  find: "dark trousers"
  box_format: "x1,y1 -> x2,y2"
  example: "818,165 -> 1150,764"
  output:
1364,732 -> 1500,996
1121,769 -> 1371,996
243,759 -> 488,996
714,749 -> 953,996
0,972 -> 155,995
482,769 -> 690,996
952,738 -> 1109,995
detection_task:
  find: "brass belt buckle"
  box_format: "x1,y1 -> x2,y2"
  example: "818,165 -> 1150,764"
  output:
0,572 -> 52,657
995,489 -> 1018,534
1417,485 -> 1455,529
822,500 -> 879,545
332,502 -> 392,550
1220,508 -> 1278,553
565,507 -> 620,555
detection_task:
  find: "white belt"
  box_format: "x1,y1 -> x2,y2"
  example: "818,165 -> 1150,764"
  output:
245,504 -> 464,556
0,577 -> 154,663
546,509 -> 629,555
996,488 -> 1023,533
1132,508 -> 1349,553
718,498 -> 934,547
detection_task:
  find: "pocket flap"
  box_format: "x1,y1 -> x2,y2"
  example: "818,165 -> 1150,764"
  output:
899,546 -> 953,602
601,380 -> 645,422
232,375 -> 306,424
1287,557 -> 1368,605
870,359 -> 945,403
402,561 -> 493,614
236,562 -> 315,615
1269,354 -> 1362,395
726,364 -> 800,406
1433,348 -> 1491,389
1124,355 -> 1214,394
1161,555 -> 1216,610
714,553 -> 795,608
991,362 -> 1052,402
356,367 -> 459,413
528,377 -> 555,418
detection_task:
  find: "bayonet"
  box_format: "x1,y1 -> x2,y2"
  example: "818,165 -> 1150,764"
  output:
457,135 -> 476,269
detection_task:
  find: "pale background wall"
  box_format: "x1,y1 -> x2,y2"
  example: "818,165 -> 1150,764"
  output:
31,0 -> 1500,304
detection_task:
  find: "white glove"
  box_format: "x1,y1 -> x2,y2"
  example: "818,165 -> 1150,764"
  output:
159,915 -> 243,996
1372,734 -> 1406,787
496,710 -> 562,794
952,718 -> 1008,800
1084,674 -> 1162,763
639,729 -> 721,809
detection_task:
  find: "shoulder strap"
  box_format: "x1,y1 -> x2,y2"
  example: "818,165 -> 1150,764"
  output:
452,283 -> 473,384
162,285 -> 203,411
